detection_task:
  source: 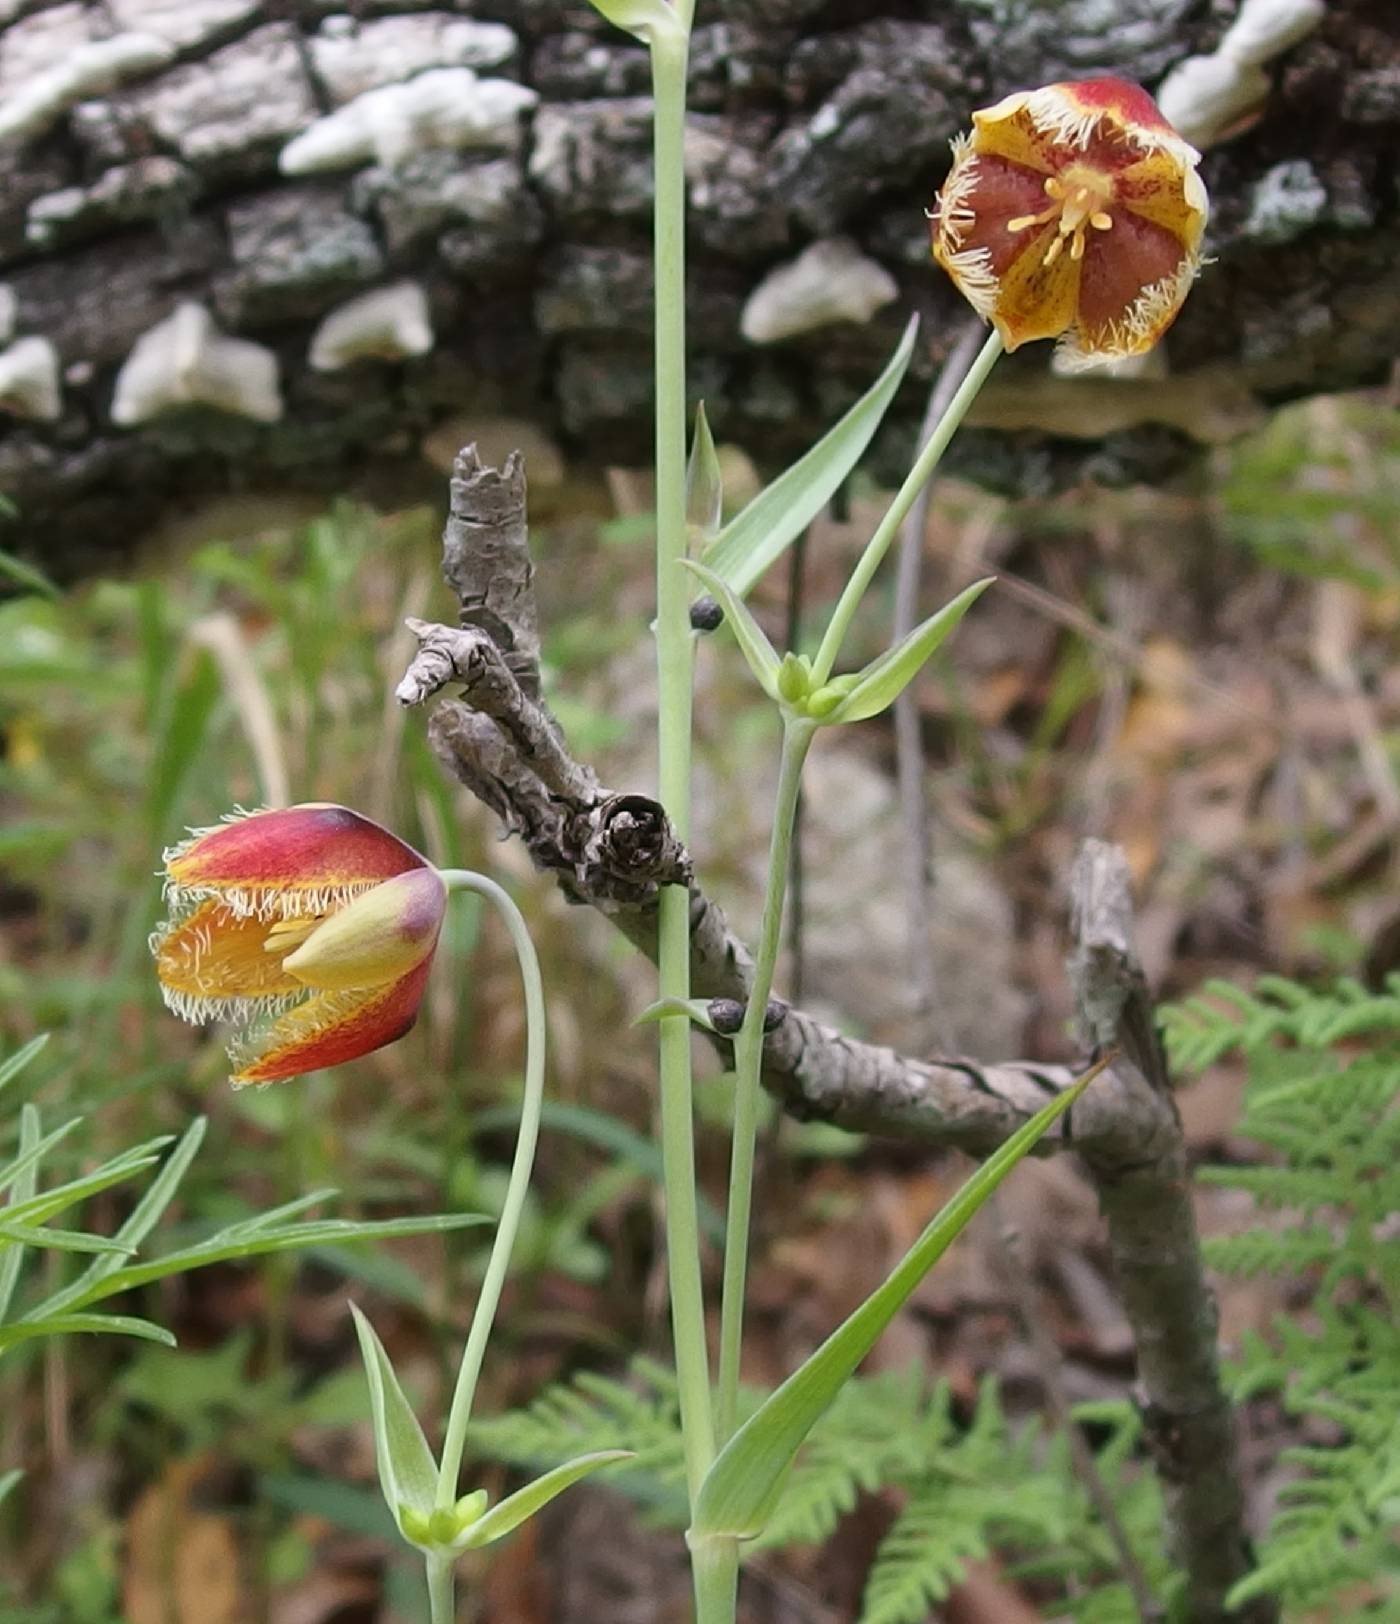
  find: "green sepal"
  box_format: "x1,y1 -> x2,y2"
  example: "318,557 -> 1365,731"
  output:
460,1451 -> 634,1549
690,1056 -> 1107,1542
776,652 -> 811,705
349,1302 -> 440,1538
702,316 -> 918,599
680,560 -> 782,701
823,579 -> 993,725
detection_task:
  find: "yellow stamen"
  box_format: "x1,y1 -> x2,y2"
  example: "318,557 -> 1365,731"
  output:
1008,168 -> 1117,268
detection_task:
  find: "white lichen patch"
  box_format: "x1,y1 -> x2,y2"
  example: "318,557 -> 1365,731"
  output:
280,67 -> 537,175
107,0 -> 261,53
0,31 -> 174,144
308,281 -> 434,371
0,337 -> 61,422
310,14 -> 518,105
1157,0 -> 1325,148
111,303 -> 282,426
740,237 -> 898,345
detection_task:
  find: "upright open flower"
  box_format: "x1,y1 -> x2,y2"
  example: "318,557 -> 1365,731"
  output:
152,804 -> 446,1085
931,78 -> 1208,365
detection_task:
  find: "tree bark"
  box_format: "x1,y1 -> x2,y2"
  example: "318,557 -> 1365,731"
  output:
0,0 -> 1395,574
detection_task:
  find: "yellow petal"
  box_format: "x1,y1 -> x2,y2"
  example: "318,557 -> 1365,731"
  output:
988,227 -> 1083,351
152,900 -> 303,1022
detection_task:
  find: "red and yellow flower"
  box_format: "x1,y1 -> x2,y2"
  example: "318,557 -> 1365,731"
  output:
151,804 -> 446,1085
930,78 -> 1208,364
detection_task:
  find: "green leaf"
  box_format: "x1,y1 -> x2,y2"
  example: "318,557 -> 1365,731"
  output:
0,1105 -> 41,1322
680,560 -> 781,699
0,1468 -> 22,1508
0,1115 -> 80,1204
686,404 -> 723,547
462,1451 -> 633,1548
349,1302 -> 440,1525
0,1222 -> 133,1256
583,0 -> 685,45
0,1150 -> 163,1233
0,1313 -> 176,1354
826,579 -> 993,725
46,1212 -> 487,1310
0,1034 -> 49,1094
0,548 -> 59,600
632,998 -> 716,1032
691,1058 -> 1106,1542
702,316 -> 918,599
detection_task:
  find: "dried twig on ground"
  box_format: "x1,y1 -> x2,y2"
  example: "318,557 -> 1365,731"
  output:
398,445 -> 1273,1624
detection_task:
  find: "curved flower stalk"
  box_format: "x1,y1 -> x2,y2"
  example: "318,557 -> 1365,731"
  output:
931,77 -> 1208,364
153,806 -> 628,1623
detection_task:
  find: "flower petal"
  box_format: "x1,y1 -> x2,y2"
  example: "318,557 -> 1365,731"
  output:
1070,209 -> 1194,357
165,805 -> 427,919
282,869 -> 446,992
1115,152 -> 1209,246
152,899 -> 304,1021
984,220 -> 1082,351
231,958 -> 434,1086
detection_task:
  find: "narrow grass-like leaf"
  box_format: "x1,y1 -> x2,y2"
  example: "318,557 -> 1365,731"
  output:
0,1116 -> 82,1203
0,1106 -> 40,1321
350,1302 -> 439,1523
702,316 -> 917,598
0,548 -> 59,599
462,1451 -> 633,1548
691,1059 -> 1106,1541
0,1154 -> 163,1233
680,560 -> 781,699
47,1212 -> 487,1309
31,1119 -> 206,1321
0,1468 -> 22,1507
632,998 -> 717,1032
0,1034 -> 49,1094
0,1313 -> 176,1354
686,404 -> 723,546
826,580 -> 993,725
0,1223 -> 134,1256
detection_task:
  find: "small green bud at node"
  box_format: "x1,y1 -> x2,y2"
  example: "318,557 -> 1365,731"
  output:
454,1490 -> 489,1527
429,1508 -> 460,1545
804,684 -> 845,718
777,652 -> 810,704
399,1506 -> 433,1544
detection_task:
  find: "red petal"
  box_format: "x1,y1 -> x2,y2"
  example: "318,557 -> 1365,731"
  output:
232,956 -> 434,1085
1076,209 -> 1189,339
1059,77 -> 1177,139
167,805 -> 427,905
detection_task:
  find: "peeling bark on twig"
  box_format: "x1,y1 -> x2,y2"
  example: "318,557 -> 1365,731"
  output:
400,444 -> 1274,1621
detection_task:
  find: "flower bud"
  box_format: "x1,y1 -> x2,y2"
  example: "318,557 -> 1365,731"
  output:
281,867 -> 446,991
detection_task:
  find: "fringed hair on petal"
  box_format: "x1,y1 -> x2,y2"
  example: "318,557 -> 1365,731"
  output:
937,244 -> 1000,320
1056,251 -> 1201,368
160,876 -> 377,923
932,136 -> 980,249
228,986 -> 370,1088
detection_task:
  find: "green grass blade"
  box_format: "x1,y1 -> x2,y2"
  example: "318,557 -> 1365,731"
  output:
702,316 -> 917,599
0,1034 -> 49,1094
0,1116 -> 83,1202
0,1468 -> 22,1507
0,1106 -> 41,1322
691,1060 -> 1105,1542
828,579 -> 993,724
0,548 -> 60,599
0,1313 -> 177,1355
680,560 -> 781,698
0,1223 -> 134,1256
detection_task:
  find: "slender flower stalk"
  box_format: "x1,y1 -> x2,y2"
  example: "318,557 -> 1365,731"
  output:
432,871 -> 548,1511
810,330 -> 1004,687
716,719 -> 815,1444
649,20 -> 717,1527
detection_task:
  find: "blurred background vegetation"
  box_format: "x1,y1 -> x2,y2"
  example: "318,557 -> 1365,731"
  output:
2,384 -> 1399,1621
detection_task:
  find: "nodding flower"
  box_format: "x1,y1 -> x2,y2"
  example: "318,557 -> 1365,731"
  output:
930,78 -> 1208,366
151,804 -> 446,1085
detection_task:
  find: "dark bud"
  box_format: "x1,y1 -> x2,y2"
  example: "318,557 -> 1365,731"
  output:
690,595 -> 724,633
706,997 -> 788,1035
708,998 -> 745,1035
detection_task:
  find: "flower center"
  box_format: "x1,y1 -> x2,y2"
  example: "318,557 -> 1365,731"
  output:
1006,164 -> 1115,267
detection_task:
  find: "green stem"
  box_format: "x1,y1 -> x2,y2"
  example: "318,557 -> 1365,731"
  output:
432,870 -> 548,1511
692,1534 -> 740,1624
810,329 -> 1004,686
426,1552 -> 454,1624
715,719 -> 815,1442
649,26 -> 715,1512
